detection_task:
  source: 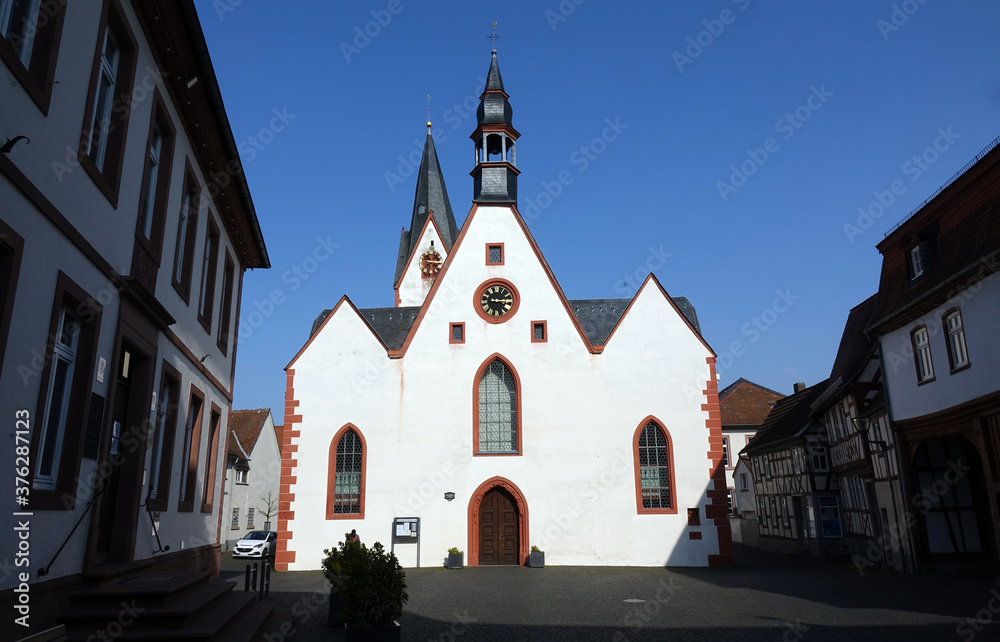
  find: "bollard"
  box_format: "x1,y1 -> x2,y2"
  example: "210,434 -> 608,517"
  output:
244,563 -> 251,592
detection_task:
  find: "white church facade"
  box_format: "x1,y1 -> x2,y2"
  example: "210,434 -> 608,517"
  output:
275,51 -> 731,569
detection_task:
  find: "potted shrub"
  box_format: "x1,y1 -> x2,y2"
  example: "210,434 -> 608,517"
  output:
322,533 -> 408,641
528,545 -> 545,568
446,547 -> 463,569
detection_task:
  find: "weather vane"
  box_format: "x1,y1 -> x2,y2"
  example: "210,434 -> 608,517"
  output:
423,93 -> 433,129
487,21 -> 500,49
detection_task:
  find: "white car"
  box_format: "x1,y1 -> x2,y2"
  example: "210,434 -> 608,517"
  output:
232,530 -> 277,559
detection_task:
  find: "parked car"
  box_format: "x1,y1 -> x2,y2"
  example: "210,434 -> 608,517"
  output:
232,530 -> 277,559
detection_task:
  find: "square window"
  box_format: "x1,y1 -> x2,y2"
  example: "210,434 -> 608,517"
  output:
531,321 -> 547,343
687,508 -> 700,526
722,436 -> 730,467
486,243 -> 504,265
450,322 -> 465,344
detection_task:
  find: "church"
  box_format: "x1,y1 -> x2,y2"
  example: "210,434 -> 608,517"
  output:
275,49 -> 731,569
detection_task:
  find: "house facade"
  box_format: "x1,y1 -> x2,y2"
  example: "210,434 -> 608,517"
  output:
742,381 -> 841,557
277,50 -> 731,570
223,408 -> 281,550
870,135 -> 1000,572
0,1 -> 268,637
719,379 -> 784,514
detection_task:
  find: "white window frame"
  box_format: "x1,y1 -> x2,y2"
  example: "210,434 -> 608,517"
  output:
235,468 -> 248,485
945,311 -> 969,370
231,507 -> 239,530
34,306 -> 78,490
909,245 -> 923,278
86,27 -> 121,172
721,436 -> 730,467
913,326 -> 934,382
727,489 -> 736,515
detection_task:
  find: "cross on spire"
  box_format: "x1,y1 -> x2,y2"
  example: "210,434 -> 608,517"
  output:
486,21 -> 500,50
423,93 -> 433,129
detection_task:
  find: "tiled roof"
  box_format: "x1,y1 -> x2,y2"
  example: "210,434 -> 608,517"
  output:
742,380 -> 830,454
228,430 -> 248,459
873,139 -> 1000,331
228,409 -> 271,455
274,424 -> 284,454
719,378 -> 785,425
310,297 -> 701,350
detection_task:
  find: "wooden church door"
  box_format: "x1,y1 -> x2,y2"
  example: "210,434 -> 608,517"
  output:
479,487 -> 520,565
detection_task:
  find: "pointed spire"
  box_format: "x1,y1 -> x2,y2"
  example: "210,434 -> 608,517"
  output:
393,127 -> 459,287
485,50 -> 505,93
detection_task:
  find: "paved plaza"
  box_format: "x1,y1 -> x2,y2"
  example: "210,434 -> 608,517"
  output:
220,547 -> 999,641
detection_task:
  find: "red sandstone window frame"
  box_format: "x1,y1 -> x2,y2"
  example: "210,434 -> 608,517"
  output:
177,384 -> 205,512
531,320 -> 547,343
632,416 -> 678,515
0,0 -> 66,113
327,423 -> 367,519
217,252 -> 236,355
134,89 -> 176,265
147,360 -> 181,511
485,243 -> 505,265
172,161 -> 201,304
200,403 -> 222,513
77,0 -> 139,208
0,219 -> 24,377
197,215 -> 221,334
449,322 -> 465,344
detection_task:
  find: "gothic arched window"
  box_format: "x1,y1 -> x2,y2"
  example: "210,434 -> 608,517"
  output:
634,419 -> 677,513
327,425 -> 365,518
476,357 -> 519,454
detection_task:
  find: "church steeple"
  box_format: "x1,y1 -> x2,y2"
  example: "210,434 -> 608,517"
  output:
471,49 -> 520,204
393,122 -> 459,288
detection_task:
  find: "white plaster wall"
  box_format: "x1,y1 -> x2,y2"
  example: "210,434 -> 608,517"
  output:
396,222 -> 447,307
285,205 -> 719,568
881,274 -> 1000,422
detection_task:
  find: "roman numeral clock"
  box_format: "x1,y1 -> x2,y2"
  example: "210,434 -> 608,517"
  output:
476,280 -> 519,323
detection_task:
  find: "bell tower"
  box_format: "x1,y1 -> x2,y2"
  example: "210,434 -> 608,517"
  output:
471,48 -> 520,205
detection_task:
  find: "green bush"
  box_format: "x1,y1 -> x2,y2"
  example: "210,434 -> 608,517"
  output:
322,534 -> 408,628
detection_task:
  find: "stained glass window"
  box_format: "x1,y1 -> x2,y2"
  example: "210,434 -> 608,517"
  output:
638,422 -> 671,509
333,430 -> 362,514
478,359 -> 516,452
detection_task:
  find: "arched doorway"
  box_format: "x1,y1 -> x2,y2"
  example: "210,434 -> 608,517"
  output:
912,434 -> 994,563
467,477 -> 528,566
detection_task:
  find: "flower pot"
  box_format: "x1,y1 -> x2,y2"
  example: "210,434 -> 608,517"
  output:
345,622 -> 401,642
446,552 -> 463,569
528,551 -> 545,568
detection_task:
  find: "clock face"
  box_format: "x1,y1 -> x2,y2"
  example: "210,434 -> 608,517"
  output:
420,250 -> 442,276
479,284 -> 514,318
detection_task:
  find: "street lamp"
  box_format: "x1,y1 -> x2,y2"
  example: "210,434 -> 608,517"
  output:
852,416 -> 888,452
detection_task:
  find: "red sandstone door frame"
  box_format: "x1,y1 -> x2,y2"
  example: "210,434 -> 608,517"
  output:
467,476 -> 529,566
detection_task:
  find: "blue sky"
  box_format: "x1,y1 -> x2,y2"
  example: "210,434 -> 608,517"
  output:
194,0 -> 1000,419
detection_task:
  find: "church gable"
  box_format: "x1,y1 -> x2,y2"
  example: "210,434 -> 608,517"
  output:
395,214 -> 448,307
288,296 -> 394,372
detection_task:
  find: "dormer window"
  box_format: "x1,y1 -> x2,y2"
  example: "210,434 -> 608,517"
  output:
908,246 -> 923,279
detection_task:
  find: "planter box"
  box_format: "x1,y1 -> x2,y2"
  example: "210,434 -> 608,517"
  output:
345,622 -> 401,642
446,552 -> 463,569
528,551 -> 545,568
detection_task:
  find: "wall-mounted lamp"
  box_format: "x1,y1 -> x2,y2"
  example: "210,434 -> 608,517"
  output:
444,492 -> 455,502
852,416 -> 887,452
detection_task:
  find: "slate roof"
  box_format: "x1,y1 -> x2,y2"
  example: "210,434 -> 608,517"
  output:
829,295 -> 878,386
393,130 -> 460,287
310,297 -> 701,350
477,51 -> 513,126
719,378 -> 785,426
872,137 -> 1000,331
742,380 -> 830,454
228,409 -> 271,455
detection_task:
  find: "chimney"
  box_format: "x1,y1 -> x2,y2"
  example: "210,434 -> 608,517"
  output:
793,382 -> 807,393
